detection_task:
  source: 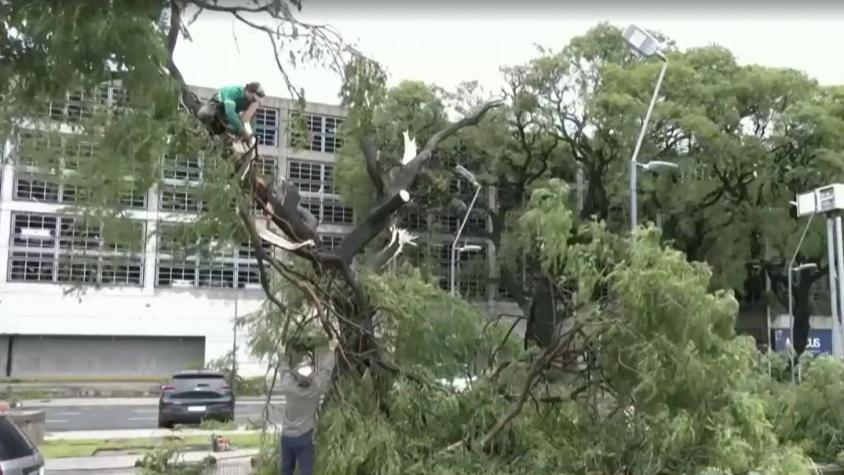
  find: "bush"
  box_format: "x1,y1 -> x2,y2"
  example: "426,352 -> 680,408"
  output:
765,356 -> 844,463
206,353 -> 266,397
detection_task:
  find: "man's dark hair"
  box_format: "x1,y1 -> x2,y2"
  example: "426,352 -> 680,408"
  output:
245,82 -> 265,97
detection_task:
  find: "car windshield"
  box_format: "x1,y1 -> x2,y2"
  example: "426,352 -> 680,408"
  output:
171,373 -> 227,389
0,417 -> 35,461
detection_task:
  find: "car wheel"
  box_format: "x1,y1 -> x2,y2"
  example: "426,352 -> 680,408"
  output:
158,418 -> 173,429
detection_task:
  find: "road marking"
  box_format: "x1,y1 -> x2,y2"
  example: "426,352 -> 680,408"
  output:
46,419 -> 69,424
53,411 -> 81,416
129,417 -> 157,422
132,409 -> 158,414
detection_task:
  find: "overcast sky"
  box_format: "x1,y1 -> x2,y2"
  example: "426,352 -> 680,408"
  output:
174,2 -> 844,105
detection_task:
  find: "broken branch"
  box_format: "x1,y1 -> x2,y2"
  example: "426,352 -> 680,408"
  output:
360,134 -> 386,199
337,190 -> 411,264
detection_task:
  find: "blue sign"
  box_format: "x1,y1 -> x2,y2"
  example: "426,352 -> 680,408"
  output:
772,328 -> 833,357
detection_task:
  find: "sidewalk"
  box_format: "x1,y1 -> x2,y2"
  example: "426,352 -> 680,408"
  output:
20,396 -> 283,407
46,447 -> 259,473
4,381 -> 163,398
45,428 -> 270,441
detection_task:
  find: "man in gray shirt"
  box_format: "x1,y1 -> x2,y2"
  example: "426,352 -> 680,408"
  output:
278,341 -> 336,475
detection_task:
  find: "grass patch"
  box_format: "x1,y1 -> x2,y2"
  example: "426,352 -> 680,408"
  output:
1,376 -> 165,384
1,389 -> 51,401
39,433 -> 263,459
198,419 -> 237,431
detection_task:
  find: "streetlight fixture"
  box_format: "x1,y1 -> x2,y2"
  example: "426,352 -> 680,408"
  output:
623,24 -> 669,231
455,164 -> 480,187
450,165 -> 482,296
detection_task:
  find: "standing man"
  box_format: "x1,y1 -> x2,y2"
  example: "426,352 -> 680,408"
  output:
277,340 -> 337,475
197,82 -> 265,144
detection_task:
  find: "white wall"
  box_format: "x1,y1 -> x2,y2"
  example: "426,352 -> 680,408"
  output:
0,283 -> 268,376
1,156 -> 272,377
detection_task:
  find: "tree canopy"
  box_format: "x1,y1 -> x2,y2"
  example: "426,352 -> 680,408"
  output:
5,5 -> 844,472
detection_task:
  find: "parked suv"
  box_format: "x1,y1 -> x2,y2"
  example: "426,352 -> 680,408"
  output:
158,370 -> 235,428
0,415 -> 45,475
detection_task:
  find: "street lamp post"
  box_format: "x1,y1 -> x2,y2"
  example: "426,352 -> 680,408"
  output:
450,165 -> 481,296
623,24 -> 669,231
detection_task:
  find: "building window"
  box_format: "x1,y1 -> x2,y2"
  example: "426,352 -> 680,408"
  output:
427,242 -> 487,299
255,155 -> 277,181
301,199 -> 354,225
62,139 -> 96,170
319,234 -> 344,251
301,200 -> 321,218
8,212 -> 144,286
289,113 -> 344,153
95,83 -> 129,115
17,130 -> 97,171
159,186 -> 205,213
286,159 -> 351,226
17,130 -> 62,170
12,213 -> 57,249
162,154 -> 202,182
45,85 -> 127,122
400,208 -> 427,232
456,243 -> 487,300
288,159 -> 330,193
436,214 -> 460,234
322,200 -> 354,225
49,91 -> 94,122
60,182 -> 91,204
434,210 -> 486,236
14,175 -> 145,209
237,240 -> 272,260
14,176 -> 60,202
155,223 -> 263,289
254,107 -> 279,147
118,182 -> 148,209
9,251 -> 55,282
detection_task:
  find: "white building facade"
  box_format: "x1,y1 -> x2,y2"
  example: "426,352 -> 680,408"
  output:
0,85 -> 352,378
0,83 -> 520,379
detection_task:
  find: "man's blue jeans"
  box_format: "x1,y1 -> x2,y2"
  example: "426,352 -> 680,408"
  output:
280,430 -> 314,475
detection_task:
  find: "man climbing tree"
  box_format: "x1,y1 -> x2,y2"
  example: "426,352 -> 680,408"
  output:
197,81 -> 266,143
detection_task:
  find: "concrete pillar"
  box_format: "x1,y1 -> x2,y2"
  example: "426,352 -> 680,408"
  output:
143,185 -> 159,294
0,156 -> 14,283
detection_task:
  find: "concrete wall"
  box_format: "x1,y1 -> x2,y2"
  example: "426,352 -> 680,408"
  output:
0,284 -> 267,377
7,335 -> 205,378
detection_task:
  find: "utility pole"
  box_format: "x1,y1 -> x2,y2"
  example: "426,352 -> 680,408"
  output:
231,293 -> 238,391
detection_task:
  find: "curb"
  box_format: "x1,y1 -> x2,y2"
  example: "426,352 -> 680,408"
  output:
45,428 -> 268,441
22,396 -> 280,408
3,383 -> 274,400
46,448 -> 259,473
3,383 -> 163,399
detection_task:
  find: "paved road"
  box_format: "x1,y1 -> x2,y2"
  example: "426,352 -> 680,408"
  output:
31,401 -> 278,432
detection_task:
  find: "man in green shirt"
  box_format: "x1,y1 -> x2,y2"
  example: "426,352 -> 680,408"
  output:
197,82 -> 265,143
